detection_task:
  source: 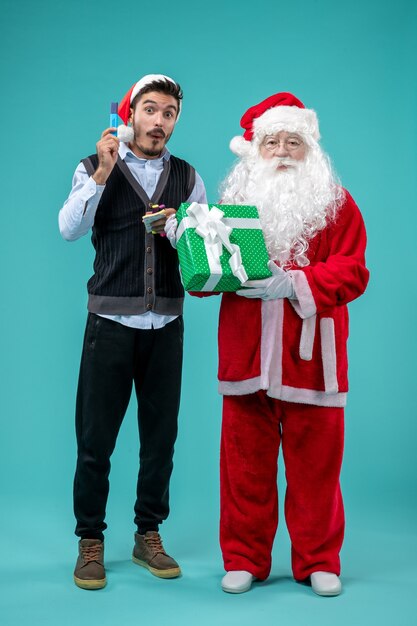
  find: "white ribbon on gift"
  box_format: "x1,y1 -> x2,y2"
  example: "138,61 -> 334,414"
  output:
176,202 -> 261,291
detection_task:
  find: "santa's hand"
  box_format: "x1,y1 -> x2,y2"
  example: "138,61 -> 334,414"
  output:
236,261 -> 294,300
164,213 -> 178,249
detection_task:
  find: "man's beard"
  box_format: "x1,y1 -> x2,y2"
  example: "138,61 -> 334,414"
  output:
132,126 -> 171,158
220,144 -> 344,266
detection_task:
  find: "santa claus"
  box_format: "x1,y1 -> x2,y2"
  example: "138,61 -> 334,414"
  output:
166,92 -> 369,596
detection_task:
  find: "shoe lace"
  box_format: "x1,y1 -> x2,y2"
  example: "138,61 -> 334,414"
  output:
145,533 -> 166,555
81,543 -> 102,563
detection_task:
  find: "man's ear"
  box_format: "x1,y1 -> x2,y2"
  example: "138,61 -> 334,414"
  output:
128,107 -> 134,125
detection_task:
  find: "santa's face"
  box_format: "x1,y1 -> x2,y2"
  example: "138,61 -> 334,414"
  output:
128,91 -> 178,159
259,131 -> 307,170
220,133 -> 342,267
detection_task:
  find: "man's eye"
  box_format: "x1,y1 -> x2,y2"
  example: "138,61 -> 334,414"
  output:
165,111 -> 173,118
145,107 -> 154,113
266,141 -> 277,147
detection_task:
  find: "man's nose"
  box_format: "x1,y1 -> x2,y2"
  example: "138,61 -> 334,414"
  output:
154,112 -> 164,126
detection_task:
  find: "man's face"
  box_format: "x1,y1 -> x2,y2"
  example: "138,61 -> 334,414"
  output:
259,131 -> 307,170
128,91 -> 178,159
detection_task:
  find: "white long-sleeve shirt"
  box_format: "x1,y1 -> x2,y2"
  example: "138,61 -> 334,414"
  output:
59,142 -> 207,329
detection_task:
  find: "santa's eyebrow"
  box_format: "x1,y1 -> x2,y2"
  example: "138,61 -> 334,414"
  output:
267,133 -> 301,137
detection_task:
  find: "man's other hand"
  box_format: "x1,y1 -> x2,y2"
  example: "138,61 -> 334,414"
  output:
150,208 -> 176,234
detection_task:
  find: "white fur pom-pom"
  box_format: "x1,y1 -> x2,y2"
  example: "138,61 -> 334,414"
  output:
117,125 -> 134,143
229,135 -> 252,157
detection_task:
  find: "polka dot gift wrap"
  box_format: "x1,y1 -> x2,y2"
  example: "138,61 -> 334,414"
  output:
176,203 -> 272,292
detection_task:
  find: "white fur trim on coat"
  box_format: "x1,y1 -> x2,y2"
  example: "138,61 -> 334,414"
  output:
289,270 -> 317,319
320,317 -> 339,394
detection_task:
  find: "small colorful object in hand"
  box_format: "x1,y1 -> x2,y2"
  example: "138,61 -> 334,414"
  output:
142,203 -> 167,236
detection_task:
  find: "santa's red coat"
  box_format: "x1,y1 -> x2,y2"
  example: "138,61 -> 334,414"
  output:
213,189 -> 369,407
192,189 -> 369,578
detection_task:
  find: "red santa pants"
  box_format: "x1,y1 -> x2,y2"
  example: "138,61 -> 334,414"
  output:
220,391 -> 345,581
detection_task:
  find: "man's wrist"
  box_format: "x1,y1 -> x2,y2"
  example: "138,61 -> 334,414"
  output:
92,168 -> 109,185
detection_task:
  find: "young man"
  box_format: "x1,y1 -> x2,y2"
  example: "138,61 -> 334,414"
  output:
59,74 -> 206,590
167,92 -> 369,596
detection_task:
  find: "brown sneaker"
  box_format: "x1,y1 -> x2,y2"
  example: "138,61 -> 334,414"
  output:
74,539 -> 107,590
132,531 -> 181,579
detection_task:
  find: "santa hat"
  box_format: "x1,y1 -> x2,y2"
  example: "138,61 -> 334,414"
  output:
118,74 -> 181,124
230,92 -> 320,157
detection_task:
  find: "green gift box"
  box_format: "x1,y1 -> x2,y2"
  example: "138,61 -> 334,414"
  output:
175,202 -> 272,292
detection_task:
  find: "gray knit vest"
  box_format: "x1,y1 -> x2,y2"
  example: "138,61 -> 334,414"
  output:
82,153 -> 195,315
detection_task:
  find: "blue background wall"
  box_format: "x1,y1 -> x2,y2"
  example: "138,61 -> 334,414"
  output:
1,0 -> 416,624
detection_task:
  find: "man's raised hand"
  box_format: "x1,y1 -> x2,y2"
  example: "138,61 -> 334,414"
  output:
92,128 -> 120,185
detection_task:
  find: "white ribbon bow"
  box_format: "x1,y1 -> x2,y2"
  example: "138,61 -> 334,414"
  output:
186,203 -> 248,288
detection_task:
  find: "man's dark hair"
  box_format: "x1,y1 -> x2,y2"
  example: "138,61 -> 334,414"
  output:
130,79 -> 183,116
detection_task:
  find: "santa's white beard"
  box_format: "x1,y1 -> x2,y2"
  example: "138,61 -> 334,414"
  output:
220,145 -> 344,266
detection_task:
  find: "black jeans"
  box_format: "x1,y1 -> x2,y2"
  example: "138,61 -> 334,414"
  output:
73,313 -> 183,540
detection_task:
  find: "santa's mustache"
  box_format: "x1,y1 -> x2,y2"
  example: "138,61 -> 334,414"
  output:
272,157 -> 298,167
252,156 -> 299,174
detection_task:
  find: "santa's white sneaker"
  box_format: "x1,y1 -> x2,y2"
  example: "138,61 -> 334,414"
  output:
221,570 -> 254,594
310,571 -> 342,596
